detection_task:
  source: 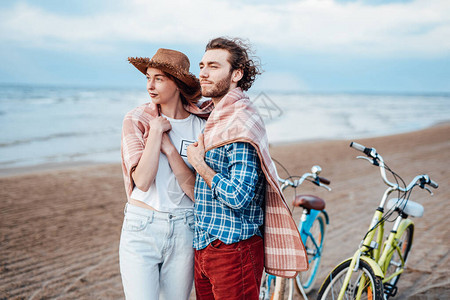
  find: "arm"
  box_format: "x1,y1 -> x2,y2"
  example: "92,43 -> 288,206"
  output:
187,133 -> 216,188
188,134 -> 260,210
132,117 -> 171,192
161,133 -> 196,201
210,142 -> 260,209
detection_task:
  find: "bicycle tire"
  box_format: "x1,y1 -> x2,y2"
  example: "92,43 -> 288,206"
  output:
384,223 -> 414,298
295,212 -> 327,294
259,275 -> 286,300
317,259 -> 384,300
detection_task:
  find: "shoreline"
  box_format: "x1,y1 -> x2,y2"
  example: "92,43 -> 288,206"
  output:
268,120 -> 450,147
0,160 -> 115,178
2,122 -> 449,178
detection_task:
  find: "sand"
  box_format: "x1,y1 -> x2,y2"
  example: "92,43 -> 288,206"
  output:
1,124 -> 449,299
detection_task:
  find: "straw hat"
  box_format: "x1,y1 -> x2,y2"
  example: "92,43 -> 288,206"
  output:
128,48 -> 201,102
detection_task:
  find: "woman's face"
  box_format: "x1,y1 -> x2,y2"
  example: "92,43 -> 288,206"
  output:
145,67 -> 179,105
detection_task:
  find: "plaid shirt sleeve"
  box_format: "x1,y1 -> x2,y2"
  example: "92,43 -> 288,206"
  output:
210,142 -> 260,210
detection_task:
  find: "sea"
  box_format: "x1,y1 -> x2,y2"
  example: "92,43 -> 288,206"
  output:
0,84 -> 449,170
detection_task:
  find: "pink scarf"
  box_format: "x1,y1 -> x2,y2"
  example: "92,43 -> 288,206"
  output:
121,100 -> 213,199
203,88 -> 308,277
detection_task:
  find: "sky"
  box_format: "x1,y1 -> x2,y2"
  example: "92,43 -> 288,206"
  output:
0,0 -> 449,93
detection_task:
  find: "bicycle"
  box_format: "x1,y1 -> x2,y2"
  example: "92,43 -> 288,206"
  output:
260,164 -> 331,300
317,142 -> 439,300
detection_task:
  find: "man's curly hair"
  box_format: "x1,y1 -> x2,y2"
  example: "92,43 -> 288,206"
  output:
205,37 -> 262,91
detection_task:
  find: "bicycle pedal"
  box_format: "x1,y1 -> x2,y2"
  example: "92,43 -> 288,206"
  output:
383,283 -> 398,297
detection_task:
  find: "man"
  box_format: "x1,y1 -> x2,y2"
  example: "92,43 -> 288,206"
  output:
187,37 -> 307,299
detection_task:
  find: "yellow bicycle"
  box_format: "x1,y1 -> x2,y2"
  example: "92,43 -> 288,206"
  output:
317,142 -> 438,300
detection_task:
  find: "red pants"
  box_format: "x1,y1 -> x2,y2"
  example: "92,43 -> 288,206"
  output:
194,235 -> 264,300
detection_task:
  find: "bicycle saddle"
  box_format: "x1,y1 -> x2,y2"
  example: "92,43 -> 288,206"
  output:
292,194 -> 325,211
386,198 -> 424,217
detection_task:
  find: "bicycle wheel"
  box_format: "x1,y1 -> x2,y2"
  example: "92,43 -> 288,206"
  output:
259,274 -> 286,300
317,259 -> 384,300
295,212 -> 326,294
384,223 -> 414,298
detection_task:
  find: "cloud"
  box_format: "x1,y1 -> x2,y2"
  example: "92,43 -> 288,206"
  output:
1,0 -> 449,56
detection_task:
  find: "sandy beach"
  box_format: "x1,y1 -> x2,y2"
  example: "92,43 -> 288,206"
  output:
1,124 -> 448,299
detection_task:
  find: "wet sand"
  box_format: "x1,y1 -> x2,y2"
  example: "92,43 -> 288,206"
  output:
1,124 -> 449,299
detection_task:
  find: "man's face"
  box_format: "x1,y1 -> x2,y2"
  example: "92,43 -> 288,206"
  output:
199,49 -> 233,99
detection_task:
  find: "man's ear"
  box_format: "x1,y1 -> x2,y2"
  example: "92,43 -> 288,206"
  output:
231,69 -> 243,83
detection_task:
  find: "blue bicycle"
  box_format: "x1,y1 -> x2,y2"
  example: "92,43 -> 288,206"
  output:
260,165 -> 331,300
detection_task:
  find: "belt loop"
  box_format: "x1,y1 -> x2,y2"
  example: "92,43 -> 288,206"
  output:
184,212 -> 187,224
124,203 -> 128,215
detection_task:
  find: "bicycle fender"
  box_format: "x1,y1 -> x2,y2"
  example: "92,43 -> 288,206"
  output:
395,219 -> 414,242
321,210 -> 330,224
330,257 -> 384,279
359,256 -> 384,278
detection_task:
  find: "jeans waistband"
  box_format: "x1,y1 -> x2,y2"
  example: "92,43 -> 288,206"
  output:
124,203 -> 194,222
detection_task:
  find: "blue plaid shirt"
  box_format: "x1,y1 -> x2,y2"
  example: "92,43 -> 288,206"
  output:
193,142 -> 265,250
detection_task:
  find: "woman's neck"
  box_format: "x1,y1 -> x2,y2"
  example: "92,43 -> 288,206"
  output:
159,100 -> 189,119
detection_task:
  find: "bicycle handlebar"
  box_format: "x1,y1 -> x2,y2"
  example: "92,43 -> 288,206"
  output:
428,178 -> 439,189
277,166 -> 331,191
318,176 -> 331,185
350,141 -> 367,153
349,142 -> 439,192
350,141 -> 378,158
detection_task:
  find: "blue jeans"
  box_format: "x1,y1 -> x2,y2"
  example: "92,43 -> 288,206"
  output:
119,203 -> 195,300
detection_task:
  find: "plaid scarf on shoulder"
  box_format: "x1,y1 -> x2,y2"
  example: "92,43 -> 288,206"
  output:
203,88 -> 308,277
121,100 -> 213,200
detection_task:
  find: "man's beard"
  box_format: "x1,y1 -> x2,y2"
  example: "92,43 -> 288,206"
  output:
201,74 -> 232,98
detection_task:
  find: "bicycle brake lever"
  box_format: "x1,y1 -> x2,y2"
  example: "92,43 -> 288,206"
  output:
424,187 -> 434,195
356,156 -> 373,164
320,184 -> 332,192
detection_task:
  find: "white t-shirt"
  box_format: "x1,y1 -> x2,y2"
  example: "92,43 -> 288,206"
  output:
130,113 -> 206,212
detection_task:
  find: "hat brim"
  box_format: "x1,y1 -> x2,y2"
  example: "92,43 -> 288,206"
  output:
128,57 -> 200,98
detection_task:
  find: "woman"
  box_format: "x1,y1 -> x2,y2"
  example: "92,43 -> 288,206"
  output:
120,48 -> 210,299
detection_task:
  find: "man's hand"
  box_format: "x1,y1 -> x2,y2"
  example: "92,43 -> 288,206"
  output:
187,133 -> 206,170
187,133 -> 216,187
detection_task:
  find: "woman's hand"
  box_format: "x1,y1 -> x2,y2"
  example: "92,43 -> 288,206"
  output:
161,133 -> 176,156
149,116 -> 171,134
132,116 -> 170,192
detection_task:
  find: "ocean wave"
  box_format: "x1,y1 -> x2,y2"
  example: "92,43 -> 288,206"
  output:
0,132 -> 86,147
1,86 -> 449,170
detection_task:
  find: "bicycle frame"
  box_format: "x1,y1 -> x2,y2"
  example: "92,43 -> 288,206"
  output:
336,209 -> 385,300
336,182 -> 408,299
300,209 -> 330,246
333,146 -> 434,300
279,175 -> 330,290
319,143 -> 437,300
336,209 -> 415,299
261,167 -> 331,300
300,209 -> 329,282
379,217 -> 414,284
